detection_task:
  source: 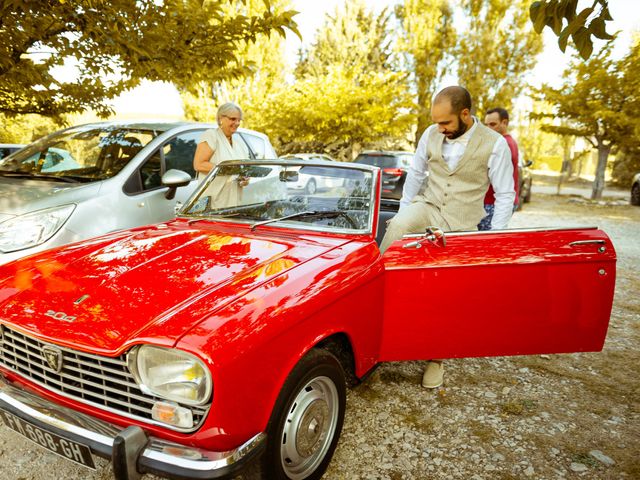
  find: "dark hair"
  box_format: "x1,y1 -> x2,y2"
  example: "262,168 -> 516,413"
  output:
486,107 -> 509,122
434,86 -> 472,115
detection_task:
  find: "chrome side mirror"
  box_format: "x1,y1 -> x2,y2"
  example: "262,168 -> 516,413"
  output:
162,169 -> 192,200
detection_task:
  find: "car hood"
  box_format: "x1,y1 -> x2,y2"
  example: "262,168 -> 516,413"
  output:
0,221 -> 348,354
0,177 -> 101,219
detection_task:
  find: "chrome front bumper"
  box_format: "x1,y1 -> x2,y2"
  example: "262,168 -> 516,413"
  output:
0,374 -> 265,479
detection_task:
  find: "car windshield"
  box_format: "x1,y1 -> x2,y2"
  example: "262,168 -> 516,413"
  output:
182,161 -> 375,233
0,125 -> 161,182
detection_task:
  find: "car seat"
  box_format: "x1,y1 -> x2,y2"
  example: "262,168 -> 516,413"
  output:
119,136 -> 143,162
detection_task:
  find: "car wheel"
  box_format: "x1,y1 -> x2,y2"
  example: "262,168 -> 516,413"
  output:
265,349 -> 346,480
631,183 -> 640,206
305,179 -> 317,195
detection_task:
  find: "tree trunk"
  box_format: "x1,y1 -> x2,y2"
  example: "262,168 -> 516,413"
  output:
415,107 -> 429,147
591,143 -> 611,200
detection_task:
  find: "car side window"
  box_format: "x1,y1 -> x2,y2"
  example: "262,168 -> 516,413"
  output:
239,133 -> 264,158
163,130 -> 202,179
140,149 -> 163,191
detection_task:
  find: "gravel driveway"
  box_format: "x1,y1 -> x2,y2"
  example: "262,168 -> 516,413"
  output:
1,193 -> 638,480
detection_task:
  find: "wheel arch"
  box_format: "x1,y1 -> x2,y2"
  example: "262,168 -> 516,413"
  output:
315,332 -> 358,387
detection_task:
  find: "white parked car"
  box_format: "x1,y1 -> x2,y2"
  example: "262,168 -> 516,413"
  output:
279,153 -> 340,194
0,121 -> 276,265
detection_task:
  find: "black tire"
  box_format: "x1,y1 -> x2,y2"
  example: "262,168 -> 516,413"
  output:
305,179 -> 317,195
264,349 -> 346,480
631,184 -> 640,206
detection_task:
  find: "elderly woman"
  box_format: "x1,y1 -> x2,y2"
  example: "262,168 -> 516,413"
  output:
193,102 -> 250,207
193,102 -> 250,178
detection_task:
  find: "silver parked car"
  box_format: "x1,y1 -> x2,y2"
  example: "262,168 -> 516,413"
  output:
0,121 -> 276,265
0,143 -> 25,160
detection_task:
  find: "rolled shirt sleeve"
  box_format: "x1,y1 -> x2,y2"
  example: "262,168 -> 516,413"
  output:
488,135 -> 516,229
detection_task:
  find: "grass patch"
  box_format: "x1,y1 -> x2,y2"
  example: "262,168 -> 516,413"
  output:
501,398 -> 538,416
571,452 -> 600,468
378,368 -> 415,384
355,383 -> 384,402
496,474 -> 521,480
469,421 -> 497,442
434,387 -> 460,408
397,408 -> 436,433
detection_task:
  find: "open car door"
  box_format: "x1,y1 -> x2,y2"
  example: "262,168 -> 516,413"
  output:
379,227 -> 616,361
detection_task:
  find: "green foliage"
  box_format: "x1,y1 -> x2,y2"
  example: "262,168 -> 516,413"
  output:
182,0 -> 291,124
0,113 -> 65,144
295,0 -> 396,78
457,0 -> 543,116
251,66 -> 413,160
241,1 -> 413,159
533,40 -> 638,198
611,36 -> 640,185
529,0 -> 614,59
0,0 -> 299,118
516,100 -> 564,167
395,0 -> 456,144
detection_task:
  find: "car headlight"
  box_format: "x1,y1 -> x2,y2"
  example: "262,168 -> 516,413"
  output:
0,204 -> 76,253
128,345 -> 212,406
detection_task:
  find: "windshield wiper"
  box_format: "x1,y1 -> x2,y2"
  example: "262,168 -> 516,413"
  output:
250,210 -> 357,230
186,212 -> 262,225
0,171 -> 81,183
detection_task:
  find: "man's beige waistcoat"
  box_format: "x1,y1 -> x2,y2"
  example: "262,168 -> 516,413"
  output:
416,123 -> 501,231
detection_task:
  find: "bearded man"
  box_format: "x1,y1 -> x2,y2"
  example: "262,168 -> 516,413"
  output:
379,85 -> 515,389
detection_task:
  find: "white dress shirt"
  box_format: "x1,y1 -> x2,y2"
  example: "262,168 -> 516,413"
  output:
401,118 -> 515,230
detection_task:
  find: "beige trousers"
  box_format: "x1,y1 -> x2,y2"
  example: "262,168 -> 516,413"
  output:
379,199 -> 452,253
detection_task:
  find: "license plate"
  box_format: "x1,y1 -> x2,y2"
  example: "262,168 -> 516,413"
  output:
0,410 -> 96,469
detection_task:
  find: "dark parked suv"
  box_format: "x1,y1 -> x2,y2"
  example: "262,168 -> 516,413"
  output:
354,151 -> 413,200
631,173 -> 640,206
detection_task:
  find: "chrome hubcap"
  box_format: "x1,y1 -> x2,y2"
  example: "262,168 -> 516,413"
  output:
280,376 -> 338,479
295,400 -> 329,457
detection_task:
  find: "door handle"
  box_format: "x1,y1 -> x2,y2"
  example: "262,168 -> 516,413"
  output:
403,227 -> 447,249
569,239 -> 606,253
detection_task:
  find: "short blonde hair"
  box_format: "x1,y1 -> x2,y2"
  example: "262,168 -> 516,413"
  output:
216,102 -> 243,124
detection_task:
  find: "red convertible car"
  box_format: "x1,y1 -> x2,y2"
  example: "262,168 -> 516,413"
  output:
0,159 -> 616,480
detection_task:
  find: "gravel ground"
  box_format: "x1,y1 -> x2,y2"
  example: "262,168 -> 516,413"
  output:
0,193 -> 638,480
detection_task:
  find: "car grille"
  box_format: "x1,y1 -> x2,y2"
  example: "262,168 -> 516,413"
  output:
0,325 -> 209,432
